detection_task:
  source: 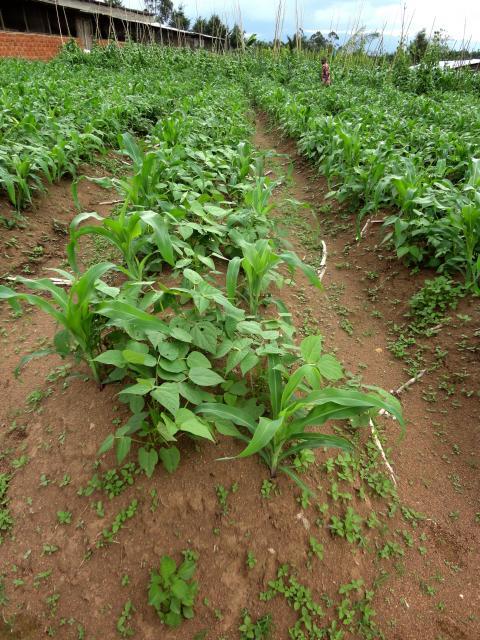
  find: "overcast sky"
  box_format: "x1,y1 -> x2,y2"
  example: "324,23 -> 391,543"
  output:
118,0 -> 480,49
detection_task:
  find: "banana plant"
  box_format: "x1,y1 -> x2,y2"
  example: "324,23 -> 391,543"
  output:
0,262 -> 117,383
196,335 -> 404,491
226,238 -> 322,314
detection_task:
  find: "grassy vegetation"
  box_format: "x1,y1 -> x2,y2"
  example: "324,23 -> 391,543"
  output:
0,41 -> 477,638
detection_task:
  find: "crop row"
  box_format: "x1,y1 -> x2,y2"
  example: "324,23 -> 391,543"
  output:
0,56 -> 402,489
242,57 -> 480,291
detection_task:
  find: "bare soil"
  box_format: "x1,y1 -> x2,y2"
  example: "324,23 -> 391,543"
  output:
0,120 -> 478,640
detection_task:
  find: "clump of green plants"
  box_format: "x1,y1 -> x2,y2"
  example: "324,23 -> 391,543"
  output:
239,609 -> 273,639
78,463 -> 139,499
198,335 -> 403,491
56,510 -> 72,525
408,276 -> 465,332
260,564 -> 325,636
246,551 -> 257,570
116,600 -> 135,637
97,499 -> 138,547
0,474 -> 13,543
148,551 -> 199,628
330,507 -> 365,546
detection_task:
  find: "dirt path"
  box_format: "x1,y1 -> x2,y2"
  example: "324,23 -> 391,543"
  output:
254,114 -> 480,639
0,122 -> 478,640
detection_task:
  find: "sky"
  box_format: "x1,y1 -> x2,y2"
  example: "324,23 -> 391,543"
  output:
117,0 -> 480,50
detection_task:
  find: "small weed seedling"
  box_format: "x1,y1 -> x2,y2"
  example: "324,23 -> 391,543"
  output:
148,551 -> 198,628
97,499 -> 138,547
308,536 -> 324,561
0,474 -> 13,541
215,484 -> 229,515
261,479 -> 277,499
239,609 -> 273,639
57,510 -> 72,525
246,551 -> 257,570
116,600 -> 135,637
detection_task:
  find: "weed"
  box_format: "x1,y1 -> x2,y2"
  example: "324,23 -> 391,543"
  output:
246,551 -> 257,570
308,536 -> 324,561
239,609 -> 273,639
148,553 -> 198,628
11,455 -> 29,470
0,474 -> 13,542
215,484 -> 229,515
330,508 -> 365,545
261,479 -> 277,499
78,463 -> 138,499
57,510 -> 72,525
43,544 -> 59,556
97,499 -> 138,547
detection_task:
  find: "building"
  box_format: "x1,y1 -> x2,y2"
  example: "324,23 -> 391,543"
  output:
410,58 -> 480,72
438,58 -> 480,72
0,0 -> 221,61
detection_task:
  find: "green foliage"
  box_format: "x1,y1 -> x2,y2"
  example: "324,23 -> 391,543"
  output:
239,610 -> 273,639
77,463 -> 139,499
330,507 -> 365,545
309,536 -> 324,560
0,263 -> 117,383
408,276 -> 465,331
226,238 -> 321,314
56,510 -> 72,525
250,57 -> 480,285
0,474 -> 13,542
0,47 -> 404,500
215,484 -> 230,515
246,551 -> 257,569
148,552 -> 199,628
116,600 -> 135,638
198,334 -> 403,489
98,500 -> 138,547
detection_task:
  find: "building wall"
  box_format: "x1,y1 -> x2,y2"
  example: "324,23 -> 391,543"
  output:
0,30 -> 72,60
0,31 -> 127,61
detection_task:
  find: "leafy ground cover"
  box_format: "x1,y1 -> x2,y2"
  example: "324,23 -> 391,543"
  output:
0,45 -> 478,639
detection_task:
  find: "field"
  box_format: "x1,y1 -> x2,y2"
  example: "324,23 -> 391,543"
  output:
0,44 -> 479,640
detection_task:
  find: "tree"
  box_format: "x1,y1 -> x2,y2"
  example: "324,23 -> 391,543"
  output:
143,0 -> 173,23
105,0 -> 123,6
229,24 -> 244,49
408,29 -> 428,64
169,5 -> 190,30
205,14 -> 228,40
192,17 -> 208,34
309,31 -> 328,50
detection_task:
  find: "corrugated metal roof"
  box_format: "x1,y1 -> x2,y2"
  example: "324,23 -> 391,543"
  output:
34,0 -> 219,38
36,0 -> 156,25
410,58 -> 480,70
438,58 -> 480,69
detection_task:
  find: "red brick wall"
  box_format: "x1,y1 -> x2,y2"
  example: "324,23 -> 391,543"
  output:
0,31 -> 124,61
0,31 -> 77,61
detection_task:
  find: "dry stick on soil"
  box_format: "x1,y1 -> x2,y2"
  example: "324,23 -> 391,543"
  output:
98,199 -> 123,206
318,240 -> 327,281
5,277 -> 72,286
370,368 -> 427,487
360,218 -> 385,238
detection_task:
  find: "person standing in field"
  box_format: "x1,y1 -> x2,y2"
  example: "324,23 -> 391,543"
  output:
321,57 -> 331,86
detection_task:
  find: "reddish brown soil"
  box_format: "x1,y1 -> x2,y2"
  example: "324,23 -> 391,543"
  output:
0,168 -> 118,280
0,122 -> 478,640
